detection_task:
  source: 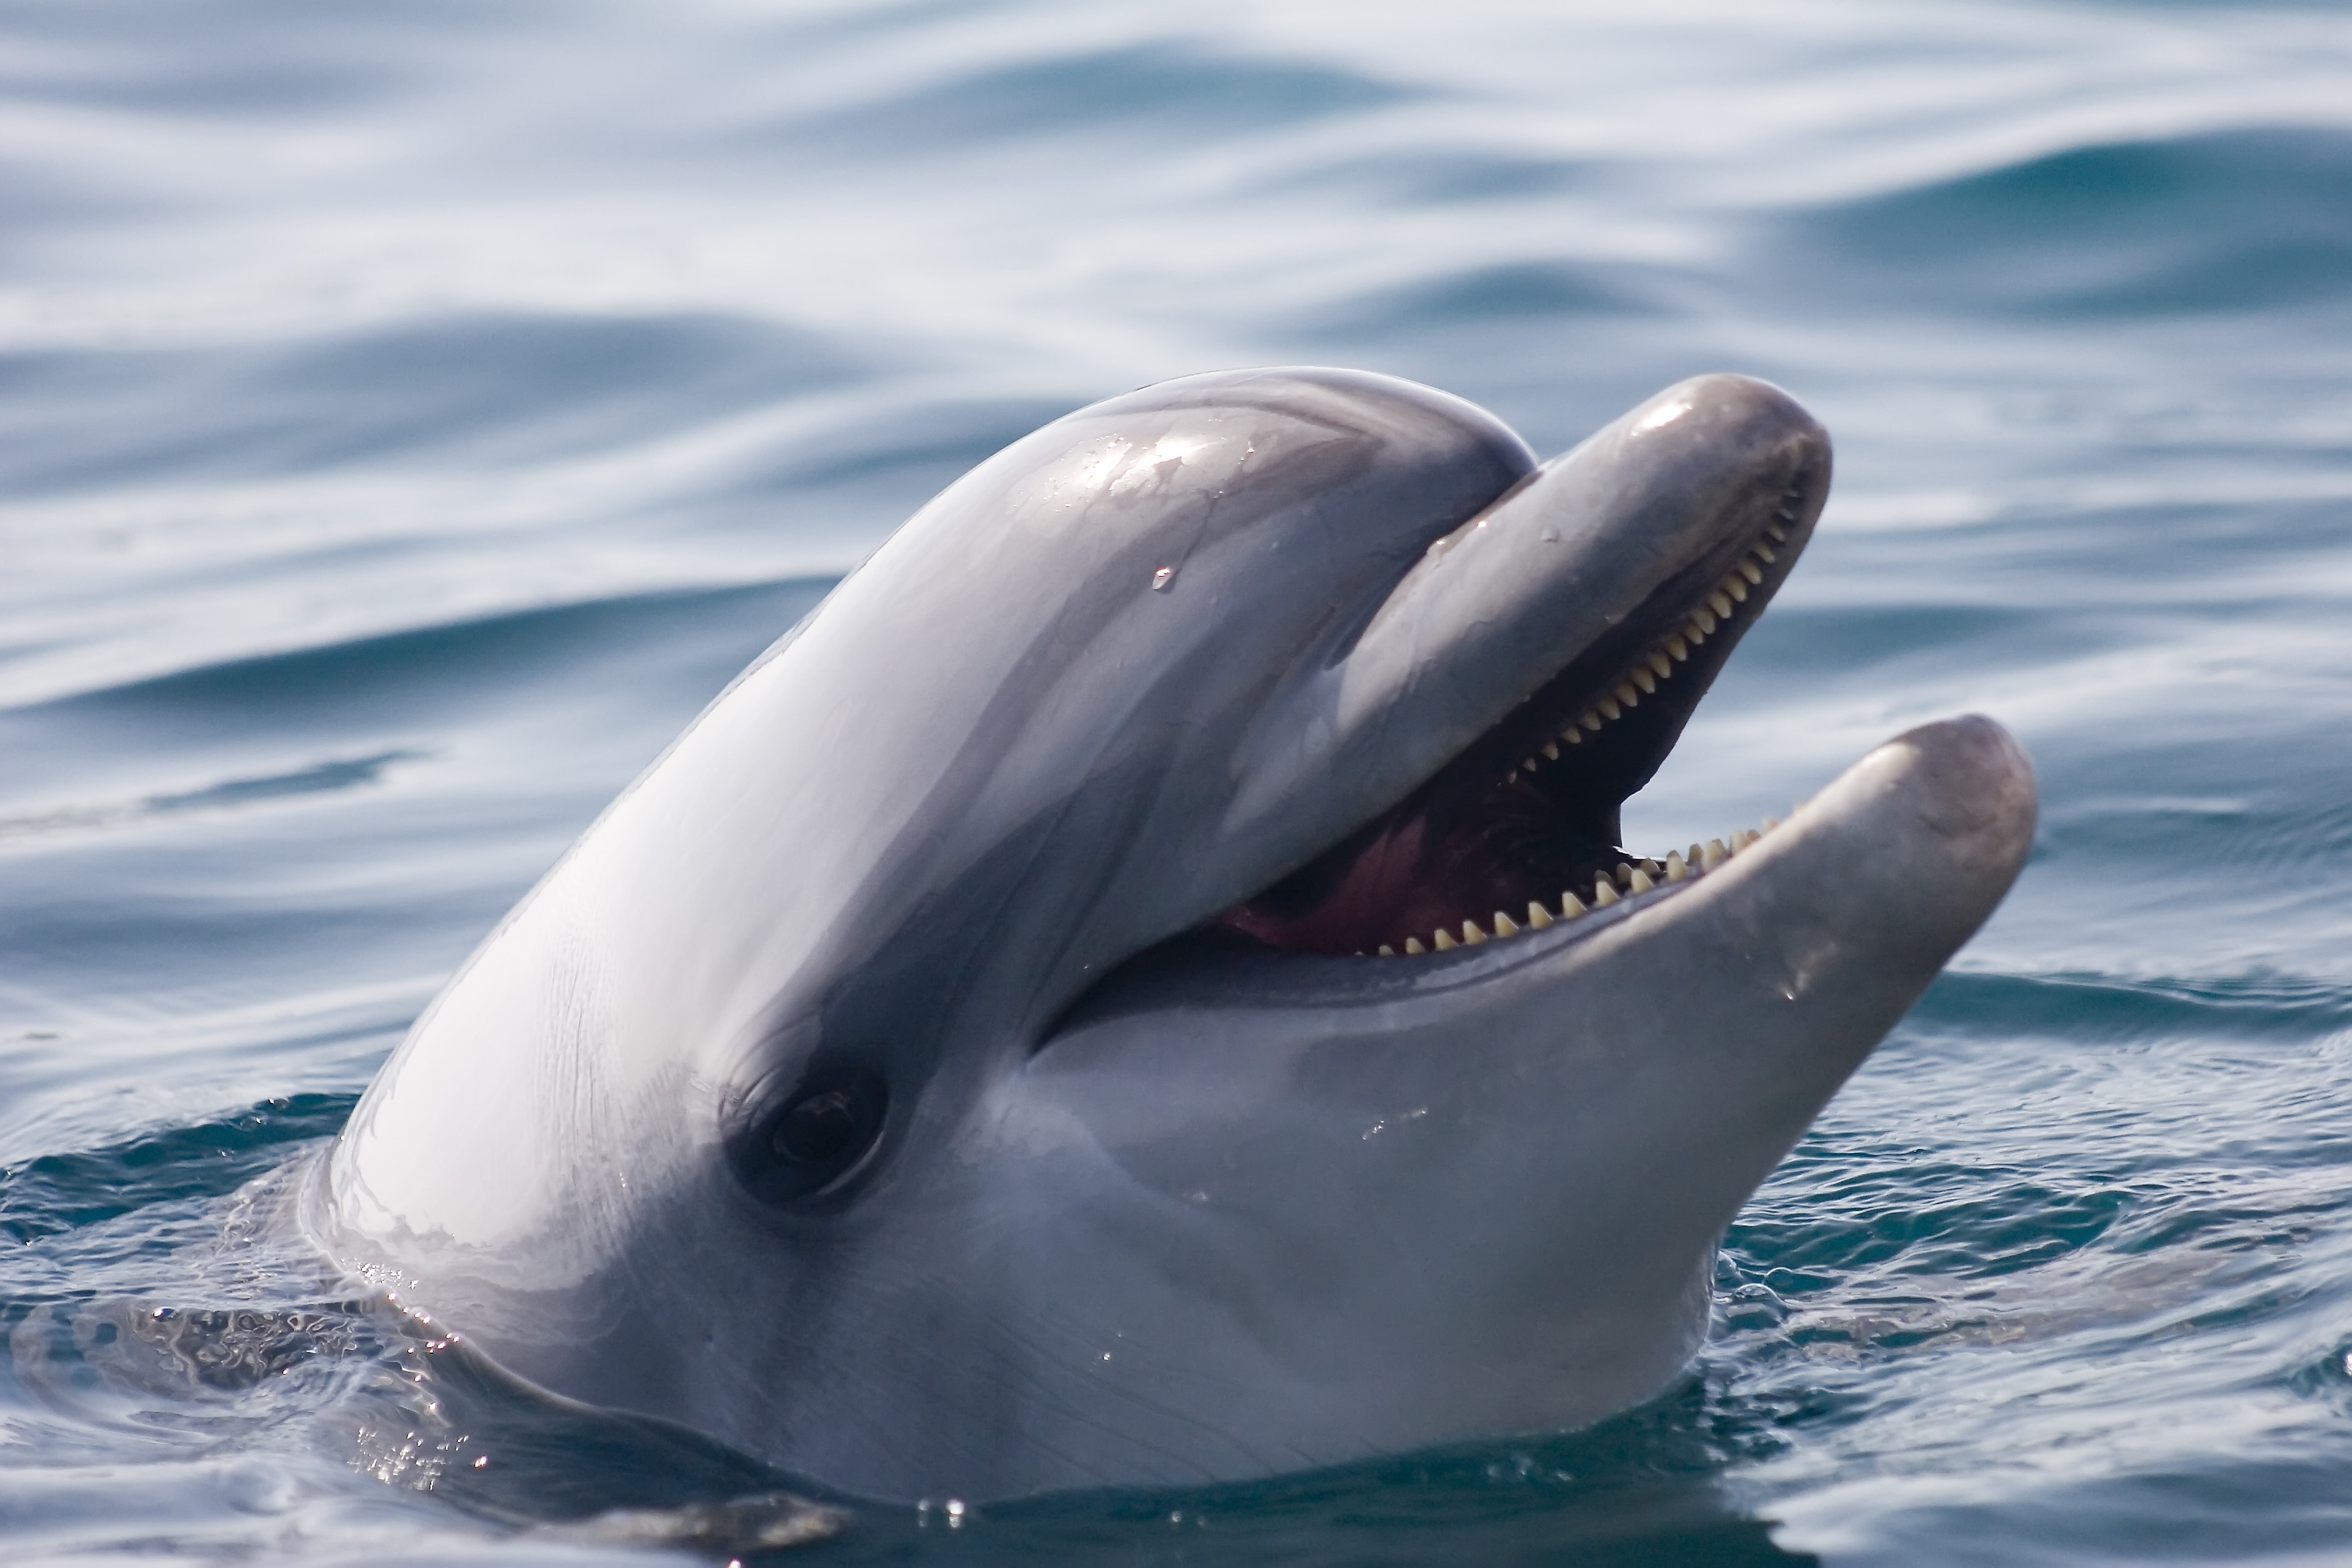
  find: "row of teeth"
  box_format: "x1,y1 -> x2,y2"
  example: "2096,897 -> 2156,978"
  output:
1369,817 -> 1782,957
1504,518 -> 1790,787
1373,501 -> 1806,959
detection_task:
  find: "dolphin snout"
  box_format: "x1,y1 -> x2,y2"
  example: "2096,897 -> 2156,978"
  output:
1803,714 -> 2039,969
1894,713 -> 2041,873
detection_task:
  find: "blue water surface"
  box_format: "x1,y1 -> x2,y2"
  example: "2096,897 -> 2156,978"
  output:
5,1 -> 2352,1561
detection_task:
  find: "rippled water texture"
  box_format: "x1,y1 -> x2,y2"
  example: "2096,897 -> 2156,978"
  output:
6,1 -> 2352,1561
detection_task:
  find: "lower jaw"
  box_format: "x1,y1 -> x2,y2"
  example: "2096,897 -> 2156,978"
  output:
1371,814 -> 1788,956
1220,809 -> 1790,959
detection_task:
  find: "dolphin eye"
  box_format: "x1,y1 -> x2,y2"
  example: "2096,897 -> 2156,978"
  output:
738,1064 -> 889,1207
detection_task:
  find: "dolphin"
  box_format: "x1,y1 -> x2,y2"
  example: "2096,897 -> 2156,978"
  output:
313,367 -> 2035,1503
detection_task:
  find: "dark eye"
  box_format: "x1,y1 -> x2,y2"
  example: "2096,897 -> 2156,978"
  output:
736,1063 -> 889,1207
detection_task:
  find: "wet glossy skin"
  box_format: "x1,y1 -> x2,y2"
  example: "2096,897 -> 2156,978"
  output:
315,369 -> 2033,1501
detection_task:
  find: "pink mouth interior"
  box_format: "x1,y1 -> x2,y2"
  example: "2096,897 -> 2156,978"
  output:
1216,771 -> 1630,957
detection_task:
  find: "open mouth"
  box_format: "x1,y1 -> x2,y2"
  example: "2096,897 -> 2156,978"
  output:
1216,475 -> 1820,960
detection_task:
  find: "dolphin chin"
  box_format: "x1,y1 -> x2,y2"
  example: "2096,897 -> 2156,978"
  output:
313,367 -> 2035,1502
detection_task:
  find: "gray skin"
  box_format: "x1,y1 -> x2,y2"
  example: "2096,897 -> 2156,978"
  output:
314,368 -> 2036,1502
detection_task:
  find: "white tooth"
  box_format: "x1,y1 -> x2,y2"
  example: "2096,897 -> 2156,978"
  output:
1767,522 -> 1789,542
1614,681 -> 1640,707
1526,901 -> 1553,928
1560,891 -> 1588,917
1734,828 -> 1759,850
1752,542 -> 1775,564
1542,742 -> 1560,761
1433,929 -> 1459,951
1506,770 -> 1518,785
1708,590 -> 1733,618
1598,697 -> 1622,722
1663,851 -> 1687,881
1691,609 -> 1716,636
1647,651 -> 1673,679
1722,575 -> 1748,603
1461,920 -> 1487,945
1703,838 -> 1728,869
1628,867 -> 1655,893
1493,911 -> 1518,937
1561,727 -> 1583,744
1404,936 -> 1426,954
1581,709 -> 1604,731
1738,560 -> 1764,585
1592,879 -> 1620,907
1763,815 -> 1781,833
1631,667 -> 1657,695
1616,861 -> 1634,886
1665,636 -> 1690,662
1377,944 -> 1395,956
1522,756 -> 1539,773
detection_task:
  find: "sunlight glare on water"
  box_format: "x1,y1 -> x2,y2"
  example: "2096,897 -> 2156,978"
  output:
5,0 -> 2352,1562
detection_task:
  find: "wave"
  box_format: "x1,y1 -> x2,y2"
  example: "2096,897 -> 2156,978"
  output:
0,1095 -> 353,1246
1907,970 -> 2352,1047
0,311 -> 870,495
1769,126 -> 2352,318
1299,260 -> 1665,345
771,42 -> 1412,156
1247,148 -> 1594,209
0,751 -> 424,842
12,578 -> 833,732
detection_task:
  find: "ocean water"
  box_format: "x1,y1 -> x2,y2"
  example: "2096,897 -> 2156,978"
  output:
5,0 -> 2352,1561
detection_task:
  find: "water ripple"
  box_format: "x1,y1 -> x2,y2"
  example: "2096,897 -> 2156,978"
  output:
1776,127 -> 2352,318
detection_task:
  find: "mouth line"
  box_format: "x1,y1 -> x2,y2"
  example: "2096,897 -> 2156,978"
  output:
1214,481 -> 1814,961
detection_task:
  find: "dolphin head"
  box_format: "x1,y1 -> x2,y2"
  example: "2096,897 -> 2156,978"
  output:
320,368 -> 2035,1501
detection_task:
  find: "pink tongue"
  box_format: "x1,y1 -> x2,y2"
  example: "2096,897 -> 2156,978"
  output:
1218,812 -> 1533,957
